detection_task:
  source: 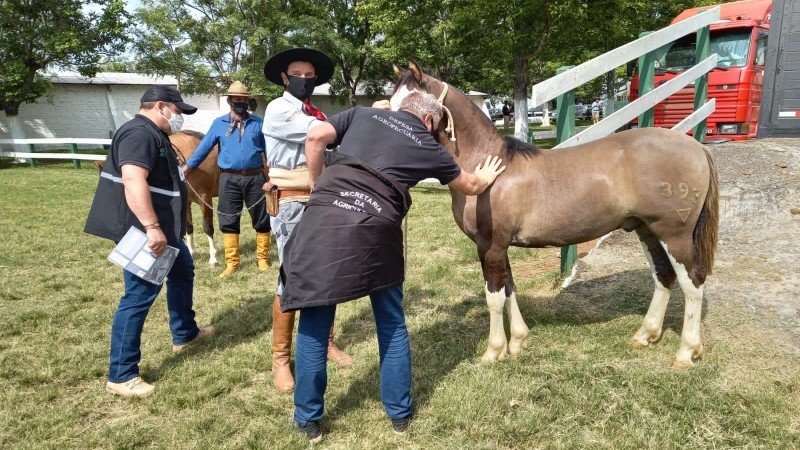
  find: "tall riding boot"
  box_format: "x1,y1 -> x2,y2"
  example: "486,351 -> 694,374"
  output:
256,232 -> 271,271
219,233 -> 240,278
272,295 -> 296,394
328,327 -> 354,366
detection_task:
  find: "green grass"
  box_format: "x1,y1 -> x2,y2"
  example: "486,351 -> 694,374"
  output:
1,166 -> 799,449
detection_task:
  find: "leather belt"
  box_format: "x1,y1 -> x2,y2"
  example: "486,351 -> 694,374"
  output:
278,188 -> 311,199
221,167 -> 263,176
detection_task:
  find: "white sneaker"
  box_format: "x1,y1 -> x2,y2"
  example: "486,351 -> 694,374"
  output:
106,377 -> 155,398
172,326 -> 216,353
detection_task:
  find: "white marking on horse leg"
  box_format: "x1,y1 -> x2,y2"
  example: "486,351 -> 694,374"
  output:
632,242 -> 671,348
207,235 -> 217,267
389,85 -> 411,111
481,283 -> 508,362
185,233 -> 195,256
505,292 -> 529,356
661,241 -> 704,369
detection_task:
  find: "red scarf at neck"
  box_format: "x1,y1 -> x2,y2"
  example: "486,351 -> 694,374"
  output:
302,99 -> 327,121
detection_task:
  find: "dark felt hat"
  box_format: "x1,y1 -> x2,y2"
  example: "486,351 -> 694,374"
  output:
140,85 -> 197,115
263,48 -> 334,86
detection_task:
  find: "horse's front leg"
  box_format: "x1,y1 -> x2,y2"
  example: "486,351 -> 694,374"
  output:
184,203 -> 195,256
504,256 -> 529,356
479,244 -> 509,362
201,197 -> 217,266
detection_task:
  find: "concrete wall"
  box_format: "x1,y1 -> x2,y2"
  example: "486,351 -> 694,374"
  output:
0,84 -> 219,147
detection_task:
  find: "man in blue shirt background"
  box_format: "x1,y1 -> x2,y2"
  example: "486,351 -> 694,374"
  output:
183,81 -> 271,277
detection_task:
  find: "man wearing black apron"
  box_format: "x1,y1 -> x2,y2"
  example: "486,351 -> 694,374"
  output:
279,91 -> 506,441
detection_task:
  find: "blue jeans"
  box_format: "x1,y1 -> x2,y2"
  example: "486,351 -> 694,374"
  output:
108,240 -> 200,383
294,283 -> 412,425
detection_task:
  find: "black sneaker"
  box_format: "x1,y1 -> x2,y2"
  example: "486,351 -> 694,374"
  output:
296,420 -> 322,443
391,411 -> 413,433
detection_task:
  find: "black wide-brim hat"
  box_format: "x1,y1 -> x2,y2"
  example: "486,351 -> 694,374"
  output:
263,48 -> 334,86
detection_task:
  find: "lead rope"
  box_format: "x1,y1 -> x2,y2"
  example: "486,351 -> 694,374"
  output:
437,83 -> 457,142
171,142 -> 264,218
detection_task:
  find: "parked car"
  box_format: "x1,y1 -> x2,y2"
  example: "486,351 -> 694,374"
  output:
574,104 -> 590,120
527,105 -> 557,124
488,107 -> 504,121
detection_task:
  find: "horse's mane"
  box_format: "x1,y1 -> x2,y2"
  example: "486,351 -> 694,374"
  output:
180,130 -> 205,140
503,135 -> 540,160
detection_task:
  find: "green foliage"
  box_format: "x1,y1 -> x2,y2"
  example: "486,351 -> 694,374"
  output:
0,0 -> 128,115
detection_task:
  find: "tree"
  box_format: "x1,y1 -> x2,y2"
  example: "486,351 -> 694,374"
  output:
132,0 -> 299,98
0,0 -> 129,116
287,0 -> 387,106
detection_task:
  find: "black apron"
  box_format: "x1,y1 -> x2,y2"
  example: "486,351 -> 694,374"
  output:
84,118 -> 187,245
279,152 -> 412,312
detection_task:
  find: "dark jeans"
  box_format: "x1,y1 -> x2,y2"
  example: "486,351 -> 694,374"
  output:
217,171 -> 270,234
108,240 -> 199,383
294,283 -> 412,425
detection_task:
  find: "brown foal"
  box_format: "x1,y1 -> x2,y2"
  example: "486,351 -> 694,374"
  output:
390,62 -> 718,368
170,130 -> 220,267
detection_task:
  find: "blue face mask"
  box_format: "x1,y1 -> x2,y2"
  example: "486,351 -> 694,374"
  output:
286,75 -> 316,100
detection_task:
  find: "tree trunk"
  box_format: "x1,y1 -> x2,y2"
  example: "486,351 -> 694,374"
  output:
513,54 -> 530,142
2,108 -> 29,162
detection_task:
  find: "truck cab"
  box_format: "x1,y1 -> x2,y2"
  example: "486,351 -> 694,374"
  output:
630,0 -> 772,140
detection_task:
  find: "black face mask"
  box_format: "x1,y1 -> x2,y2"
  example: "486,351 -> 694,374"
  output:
232,101 -> 249,115
286,75 -> 316,100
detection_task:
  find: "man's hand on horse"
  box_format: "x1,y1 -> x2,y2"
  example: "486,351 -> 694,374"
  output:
372,100 -> 391,110
475,155 -> 506,186
181,165 -> 191,176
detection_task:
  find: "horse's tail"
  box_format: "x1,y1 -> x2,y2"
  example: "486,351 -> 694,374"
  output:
693,146 -> 719,277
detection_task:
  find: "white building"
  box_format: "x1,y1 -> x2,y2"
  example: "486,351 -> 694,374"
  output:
0,72 -> 487,148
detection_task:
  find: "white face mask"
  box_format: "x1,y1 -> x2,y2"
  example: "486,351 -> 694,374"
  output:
161,106 -> 184,134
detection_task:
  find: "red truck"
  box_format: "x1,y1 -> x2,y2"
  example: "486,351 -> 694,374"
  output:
630,0 -> 772,140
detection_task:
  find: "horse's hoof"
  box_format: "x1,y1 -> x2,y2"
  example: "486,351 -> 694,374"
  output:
508,339 -> 528,356
631,329 -> 661,348
670,357 -> 694,370
481,346 -> 507,363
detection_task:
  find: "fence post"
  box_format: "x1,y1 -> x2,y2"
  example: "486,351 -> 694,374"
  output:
28,143 -> 36,168
693,24 -> 710,143
637,32 -> 656,128
555,66 -> 578,277
69,143 -> 81,169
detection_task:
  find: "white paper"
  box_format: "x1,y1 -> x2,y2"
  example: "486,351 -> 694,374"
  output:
108,227 -> 179,284
116,229 -> 148,258
108,251 -> 130,267
131,250 -> 156,271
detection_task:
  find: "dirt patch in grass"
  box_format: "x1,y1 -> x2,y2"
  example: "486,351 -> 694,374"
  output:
568,137 -> 800,357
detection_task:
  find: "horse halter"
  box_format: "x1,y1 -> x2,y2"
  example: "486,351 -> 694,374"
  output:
437,83 -> 457,142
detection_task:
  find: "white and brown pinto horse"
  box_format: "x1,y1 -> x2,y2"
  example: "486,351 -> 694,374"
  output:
391,62 -> 718,368
169,130 -> 220,266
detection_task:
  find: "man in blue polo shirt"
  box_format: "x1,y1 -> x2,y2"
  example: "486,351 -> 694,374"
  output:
184,81 -> 271,277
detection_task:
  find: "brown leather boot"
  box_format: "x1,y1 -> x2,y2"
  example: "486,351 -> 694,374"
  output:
328,327 -> 354,367
255,232 -> 271,271
272,295 -> 296,394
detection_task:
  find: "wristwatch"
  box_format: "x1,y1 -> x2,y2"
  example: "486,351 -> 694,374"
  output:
144,222 -> 161,230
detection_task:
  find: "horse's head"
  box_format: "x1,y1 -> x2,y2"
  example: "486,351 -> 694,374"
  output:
390,60 -> 456,144
389,60 -> 448,111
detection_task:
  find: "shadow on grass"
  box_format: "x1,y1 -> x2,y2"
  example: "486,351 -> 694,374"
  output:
326,294 -> 485,423
146,294 -> 274,380
518,268 -> 708,335
326,268 -> 709,422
